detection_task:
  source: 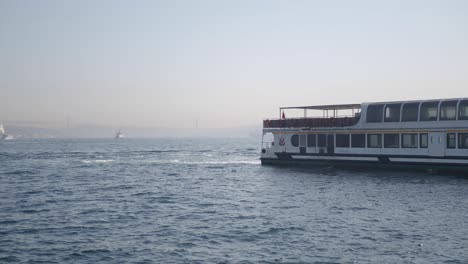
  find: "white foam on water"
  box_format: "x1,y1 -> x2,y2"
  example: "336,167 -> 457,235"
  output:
81,159 -> 115,164
149,160 -> 260,165
187,160 -> 260,165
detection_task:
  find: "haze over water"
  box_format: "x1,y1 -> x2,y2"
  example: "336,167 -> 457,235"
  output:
1,138 -> 467,263
1,0 -> 468,133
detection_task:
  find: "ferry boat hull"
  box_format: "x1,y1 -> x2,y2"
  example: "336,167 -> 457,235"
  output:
261,99 -> 468,174
261,155 -> 468,173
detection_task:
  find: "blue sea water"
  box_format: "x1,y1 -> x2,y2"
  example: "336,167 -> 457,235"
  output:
0,138 -> 467,264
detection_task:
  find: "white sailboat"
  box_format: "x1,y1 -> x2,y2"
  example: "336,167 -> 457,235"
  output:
0,123 -> 8,141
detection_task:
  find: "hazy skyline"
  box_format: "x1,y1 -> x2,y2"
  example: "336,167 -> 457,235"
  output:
1,0 -> 468,129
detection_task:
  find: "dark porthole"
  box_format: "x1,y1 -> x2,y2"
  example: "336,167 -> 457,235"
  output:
291,135 -> 299,147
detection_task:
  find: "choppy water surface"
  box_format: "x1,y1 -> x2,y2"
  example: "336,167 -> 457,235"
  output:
0,138 -> 467,263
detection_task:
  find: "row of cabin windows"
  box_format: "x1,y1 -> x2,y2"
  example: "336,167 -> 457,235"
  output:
366,100 -> 468,123
290,133 -> 468,149
446,133 -> 468,149
335,133 -> 429,148
291,134 -> 330,148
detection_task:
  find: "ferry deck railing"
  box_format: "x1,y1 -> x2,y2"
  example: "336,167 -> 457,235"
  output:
263,116 -> 359,129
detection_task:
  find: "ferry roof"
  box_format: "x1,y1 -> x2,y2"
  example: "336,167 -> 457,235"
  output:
363,97 -> 468,105
279,98 -> 468,113
280,103 -> 361,111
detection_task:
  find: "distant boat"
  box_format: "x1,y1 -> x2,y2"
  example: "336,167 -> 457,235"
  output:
0,123 -> 10,141
115,130 -> 125,139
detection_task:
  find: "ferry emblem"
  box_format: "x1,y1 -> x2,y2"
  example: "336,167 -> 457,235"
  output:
279,136 -> 285,146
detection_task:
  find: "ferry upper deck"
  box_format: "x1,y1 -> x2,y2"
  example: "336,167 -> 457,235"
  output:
263,98 -> 468,131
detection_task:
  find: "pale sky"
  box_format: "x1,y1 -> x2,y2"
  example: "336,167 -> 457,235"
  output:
1,0 -> 467,128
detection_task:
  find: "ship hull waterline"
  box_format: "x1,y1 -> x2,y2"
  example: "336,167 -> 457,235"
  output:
260,156 -> 468,174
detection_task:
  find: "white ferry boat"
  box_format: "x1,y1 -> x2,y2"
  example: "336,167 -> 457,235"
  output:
260,98 -> 468,172
115,130 -> 125,139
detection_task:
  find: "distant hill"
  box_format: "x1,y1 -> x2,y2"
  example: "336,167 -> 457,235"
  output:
2,124 -> 262,139
4,126 -> 60,139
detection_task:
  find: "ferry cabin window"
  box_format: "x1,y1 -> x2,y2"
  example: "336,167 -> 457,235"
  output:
440,101 -> 458,120
318,134 -> 327,148
307,134 -> 316,147
459,100 -> 468,120
336,134 -> 350,148
384,104 -> 401,122
420,101 -> 439,121
291,135 -> 299,147
459,133 -> 468,149
299,135 -> 307,147
402,134 -> 418,148
384,134 -> 399,148
447,133 -> 456,149
420,133 -> 428,148
351,134 -> 366,148
366,104 -> 384,123
401,102 -> 420,122
367,134 -> 382,148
